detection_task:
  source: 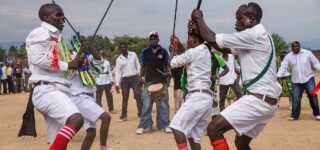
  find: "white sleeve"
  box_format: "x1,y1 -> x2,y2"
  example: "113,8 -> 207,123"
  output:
106,60 -> 113,81
216,31 -> 256,50
170,48 -> 193,68
115,58 -> 122,86
277,55 -> 290,77
309,51 -> 320,71
88,55 -> 104,65
26,28 -> 68,71
134,53 -> 141,74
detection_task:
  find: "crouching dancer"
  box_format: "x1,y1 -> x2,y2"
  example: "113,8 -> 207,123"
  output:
169,31 -> 213,149
70,36 -> 112,150
26,3 -> 84,149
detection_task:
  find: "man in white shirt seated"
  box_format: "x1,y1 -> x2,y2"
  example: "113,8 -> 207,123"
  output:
277,41 -> 320,121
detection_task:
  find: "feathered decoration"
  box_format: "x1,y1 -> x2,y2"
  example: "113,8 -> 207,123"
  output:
69,34 -> 102,86
48,36 -> 60,71
48,36 -> 72,76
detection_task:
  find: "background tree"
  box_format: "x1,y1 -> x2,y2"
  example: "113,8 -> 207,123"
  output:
272,33 -> 289,56
87,34 -> 115,52
7,45 -> 18,64
113,35 -> 149,61
16,42 -> 27,60
0,47 -> 6,62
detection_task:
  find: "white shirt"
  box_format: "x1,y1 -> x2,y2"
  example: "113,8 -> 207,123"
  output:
216,24 -> 281,98
1,66 -> 7,80
115,51 -> 141,86
277,49 -> 320,83
96,59 -> 113,85
219,54 -> 239,85
23,67 -> 31,74
70,52 -> 103,95
170,44 -> 212,91
26,22 -> 69,85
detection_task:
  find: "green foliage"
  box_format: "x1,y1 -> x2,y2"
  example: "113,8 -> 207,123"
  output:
83,34 -> 149,63
113,35 -> 149,60
87,35 -> 115,52
0,47 -> 6,62
8,45 -> 17,59
271,33 -> 289,56
17,42 -> 27,60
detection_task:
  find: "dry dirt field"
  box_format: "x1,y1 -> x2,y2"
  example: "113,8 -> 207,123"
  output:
1,79 -> 320,150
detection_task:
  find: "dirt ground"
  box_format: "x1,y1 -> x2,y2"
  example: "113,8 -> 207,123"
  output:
1,80 -> 320,150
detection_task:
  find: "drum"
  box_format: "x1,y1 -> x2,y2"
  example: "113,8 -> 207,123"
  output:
148,83 -> 164,100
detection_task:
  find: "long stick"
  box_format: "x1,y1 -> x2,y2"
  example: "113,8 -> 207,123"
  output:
172,0 -> 178,35
86,0 -> 114,51
196,0 -> 202,10
52,0 -> 78,35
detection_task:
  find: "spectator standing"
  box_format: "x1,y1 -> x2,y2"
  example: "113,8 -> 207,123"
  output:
136,31 -> 171,134
171,66 -> 186,113
1,63 -> 7,94
115,43 -> 142,121
14,61 -> 24,93
277,41 -> 320,120
95,54 -> 116,114
218,52 -> 243,111
6,63 -> 14,93
23,64 -> 32,92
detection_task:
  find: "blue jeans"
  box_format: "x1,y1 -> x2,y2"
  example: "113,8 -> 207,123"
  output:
291,77 -> 320,118
138,82 -> 170,129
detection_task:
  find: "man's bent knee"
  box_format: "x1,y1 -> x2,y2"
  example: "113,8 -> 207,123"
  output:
207,115 -> 232,138
66,113 -> 84,130
100,112 -> 111,123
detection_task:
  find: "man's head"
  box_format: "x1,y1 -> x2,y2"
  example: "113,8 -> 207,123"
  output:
291,41 -> 301,54
119,42 -> 128,55
235,2 -> 262,32
39,4 -> 65,31
149,31 -> 160,48
187,32 -> 204,49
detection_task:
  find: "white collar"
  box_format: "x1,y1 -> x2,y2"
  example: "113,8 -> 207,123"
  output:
41,21 -> 59,33
119,51 -> 133,59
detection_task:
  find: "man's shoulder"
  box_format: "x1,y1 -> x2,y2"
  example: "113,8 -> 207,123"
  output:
27,26 -> 50,41
141,47 -> 149,55
29,26 -> 49,36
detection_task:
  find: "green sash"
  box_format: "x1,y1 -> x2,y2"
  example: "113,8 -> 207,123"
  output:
242,35 -> 275,91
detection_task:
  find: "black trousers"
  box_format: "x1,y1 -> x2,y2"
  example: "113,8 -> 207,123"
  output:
1,79 -> 7,94
120,75 -> 142,118
219,80 -> 243,111
96,84 -> 114,111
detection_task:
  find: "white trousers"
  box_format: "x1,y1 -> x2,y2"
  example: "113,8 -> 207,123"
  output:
32,84 -> 79,143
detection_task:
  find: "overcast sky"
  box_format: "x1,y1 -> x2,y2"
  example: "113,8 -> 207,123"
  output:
0,0 -> 319,47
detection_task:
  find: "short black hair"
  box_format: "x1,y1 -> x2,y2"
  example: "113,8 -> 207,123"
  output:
246,2 -> 263,22
119,42 -> 128,47
38,4 -> 60,21
291,41 -> 300,46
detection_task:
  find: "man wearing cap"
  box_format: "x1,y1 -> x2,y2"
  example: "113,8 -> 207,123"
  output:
136,31 -> 172,134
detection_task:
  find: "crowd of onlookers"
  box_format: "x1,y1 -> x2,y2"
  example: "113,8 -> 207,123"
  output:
0,61 -> 32,95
